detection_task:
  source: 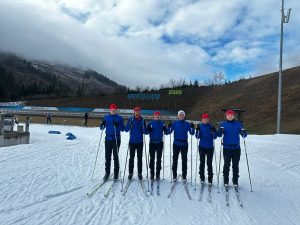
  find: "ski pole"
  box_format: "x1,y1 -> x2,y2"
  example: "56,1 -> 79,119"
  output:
92,129 -> 104,180
113,125 -> 122,179
170,133 -> 172,183
194,138 -> 199,190
147,149 -> 150,179
148,148 -> 150,175
217,131 -> 223,193
213,131 -> 218,186
242,135 -> 253,192
144,134 -> 150,191
190,133 -> 193,187
163,134 -> 165,180
121,143 -> 130,192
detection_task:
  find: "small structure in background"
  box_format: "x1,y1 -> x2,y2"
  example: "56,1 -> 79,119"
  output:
0,113 -> 30,148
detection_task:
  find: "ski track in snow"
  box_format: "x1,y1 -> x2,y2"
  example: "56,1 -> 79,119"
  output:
0,124 -> 300,225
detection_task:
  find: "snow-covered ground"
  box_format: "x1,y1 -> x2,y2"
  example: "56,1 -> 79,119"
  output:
0,124 -> 300,225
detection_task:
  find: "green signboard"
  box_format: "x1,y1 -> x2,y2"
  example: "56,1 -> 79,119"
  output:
168,89 -> 182,96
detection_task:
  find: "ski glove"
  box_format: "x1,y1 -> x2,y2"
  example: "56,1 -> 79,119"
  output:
196,124 -> 200,132
100,120 -> 106,129
210,126 -> 216,133
113,120 -> 118,127
190,122 -> 195,129
220,126 -> 224,133
241,128 -> 246,137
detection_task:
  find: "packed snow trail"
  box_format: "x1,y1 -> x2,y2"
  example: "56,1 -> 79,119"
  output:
0,124 -> 300,225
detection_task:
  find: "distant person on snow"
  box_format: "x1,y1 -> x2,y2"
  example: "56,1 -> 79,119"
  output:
145,111 -> 169,181
124,107 -> 146,181
100,104 -> 125,181
46,113 -> 52,124
168,110 -> 195,183
14,117 -> 19,125
217,109 -> 247,187
195,113 -> 217,185
84,112 -> 89,127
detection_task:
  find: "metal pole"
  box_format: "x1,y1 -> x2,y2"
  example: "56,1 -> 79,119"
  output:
213,132 -> 218,185
114,126 -> 121,178
190,133 -> 193,187
92,129 -> 104,180
163,133 -> 165,180
170,133 -> 172,183
194,139 -> 199,190
217,133 -> 223,193
242,136 -> 253,192
277,0 -> 284,134
144,134 -> 150,191
277,0 -> 291,134
121,144 -> 130,192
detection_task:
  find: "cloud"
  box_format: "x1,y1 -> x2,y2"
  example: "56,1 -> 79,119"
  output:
0,0 -> 299,87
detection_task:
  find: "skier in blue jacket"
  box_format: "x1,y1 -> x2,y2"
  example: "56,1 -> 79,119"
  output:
100,104 -> 125,181
168,110 -> 195,183
145,111 -> 169,181
195,113 -> 217,185
124,107 -> 146,180
217,109 -> 247,187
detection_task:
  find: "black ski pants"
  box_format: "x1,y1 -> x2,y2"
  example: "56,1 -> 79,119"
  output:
199,147 -> 214,183
128,143 -> 143,175
105,139 -> 121,176
223,148 -> 241,185
172,144 -> 188,179
149,142 -> 163,179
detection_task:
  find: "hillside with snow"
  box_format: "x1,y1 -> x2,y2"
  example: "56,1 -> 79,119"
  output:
0,124 -> 300,225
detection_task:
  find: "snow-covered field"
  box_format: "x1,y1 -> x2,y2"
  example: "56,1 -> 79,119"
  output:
0,124 -> 300,225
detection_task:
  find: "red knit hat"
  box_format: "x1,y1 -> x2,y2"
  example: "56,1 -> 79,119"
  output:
226,109 -> 235,115
109,104 -> 118,110
134,106 -> 141,112
154,111 -> 160,116
202,113 -> 209,119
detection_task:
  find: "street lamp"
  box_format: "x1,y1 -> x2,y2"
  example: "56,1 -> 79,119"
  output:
277,0 -> 291,134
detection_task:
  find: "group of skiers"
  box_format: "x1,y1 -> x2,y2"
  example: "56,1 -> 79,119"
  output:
99,103 -> 247,188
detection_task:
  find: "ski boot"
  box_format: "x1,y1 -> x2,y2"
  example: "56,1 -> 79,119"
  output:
138,174 -> 143,180
103,173 -> 110,181
208,178 -> 212,186
113,174 -> 118,181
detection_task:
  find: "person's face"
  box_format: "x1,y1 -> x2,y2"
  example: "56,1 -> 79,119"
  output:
134,110 -> 140,117
202,118 -> 209,124
154,114 -> 159,120
178,113 -> 185,120
110,109 -> 117,115
226,114 -> 234,121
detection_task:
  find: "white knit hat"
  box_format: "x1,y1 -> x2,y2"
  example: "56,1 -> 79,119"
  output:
178,110 -> 185,116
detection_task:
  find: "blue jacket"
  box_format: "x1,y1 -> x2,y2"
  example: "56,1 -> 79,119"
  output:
169,120 -> 195,146
100,114 -> 125,141
145,120 -> 169,143
195,123 -> 217,149
125,116 -> 146,144
217,120 -> 247,150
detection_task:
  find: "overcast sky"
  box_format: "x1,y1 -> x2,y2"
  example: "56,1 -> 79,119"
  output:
0,0 -> 299,87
